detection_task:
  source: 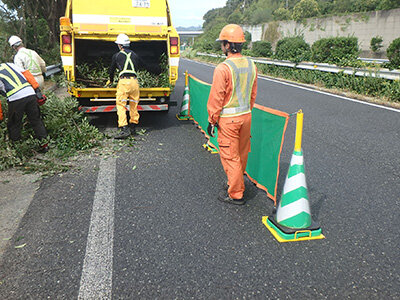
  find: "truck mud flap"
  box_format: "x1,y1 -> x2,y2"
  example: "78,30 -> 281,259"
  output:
79,104 -> 169,113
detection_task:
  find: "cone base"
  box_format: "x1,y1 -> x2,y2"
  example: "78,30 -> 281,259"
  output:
262,216 -> 325,243
176,114 -> 192,121
202,143 -> 218,154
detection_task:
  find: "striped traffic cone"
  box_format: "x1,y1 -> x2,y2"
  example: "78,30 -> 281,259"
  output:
176,71 -> 192,120
277,150 -> 311,228
263,111 -> 324,242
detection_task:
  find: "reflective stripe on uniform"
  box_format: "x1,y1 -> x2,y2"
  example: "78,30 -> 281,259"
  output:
0,64 -> 31,97
20,49 -> 41,74
118,51 -> 136,78
220,57 -> 256,117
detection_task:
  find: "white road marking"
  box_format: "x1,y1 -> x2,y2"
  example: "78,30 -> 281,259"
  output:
183,58 -> 400,113
78,158 -> 116,300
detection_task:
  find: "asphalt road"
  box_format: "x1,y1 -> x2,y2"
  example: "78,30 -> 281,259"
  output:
0,58 -> 399,299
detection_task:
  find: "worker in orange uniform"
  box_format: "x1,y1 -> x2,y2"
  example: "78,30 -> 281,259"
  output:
107,33 -> 141,139
207,24 -> 258,205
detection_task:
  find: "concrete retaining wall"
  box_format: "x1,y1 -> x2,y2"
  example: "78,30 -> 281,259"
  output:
243,8 -> 400,58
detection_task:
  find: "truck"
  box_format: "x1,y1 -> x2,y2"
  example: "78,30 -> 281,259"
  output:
59,0 -> 180,113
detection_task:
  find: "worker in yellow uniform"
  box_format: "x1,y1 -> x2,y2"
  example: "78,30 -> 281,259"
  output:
207,24 -> 258,205
107,33 -> 141,139
9,36 -> 47,89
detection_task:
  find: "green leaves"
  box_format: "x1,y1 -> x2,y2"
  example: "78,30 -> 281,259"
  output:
275,37 -> 311,63
256,63 -> 400,102
0,92 -> 104,173
311,37 -> 360,66
75,53 -> 171,88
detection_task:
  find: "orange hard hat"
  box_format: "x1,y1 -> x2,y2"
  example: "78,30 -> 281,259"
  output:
217,24 -> 245,43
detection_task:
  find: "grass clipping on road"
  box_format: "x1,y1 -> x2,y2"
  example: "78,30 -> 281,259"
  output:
0,93 -> 104,175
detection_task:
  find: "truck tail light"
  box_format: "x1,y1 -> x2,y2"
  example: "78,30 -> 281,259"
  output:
170,37 -> 179,55
62,34 -> 72,54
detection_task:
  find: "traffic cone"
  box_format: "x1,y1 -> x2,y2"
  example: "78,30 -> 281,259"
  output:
262,111 -> 324,242
176,71 -> 192,121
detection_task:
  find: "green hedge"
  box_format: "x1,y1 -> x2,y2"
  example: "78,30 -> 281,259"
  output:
274,37 -> 311,63
311,37 -> 359,66
251,41 -> 273,57
387,37 -> 400,69
256,63 -> 400,103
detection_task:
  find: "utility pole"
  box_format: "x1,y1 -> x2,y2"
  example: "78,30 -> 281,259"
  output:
286,0 -> 288,9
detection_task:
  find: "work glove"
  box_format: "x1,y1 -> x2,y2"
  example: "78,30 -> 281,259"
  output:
207,122 -> 218,137
105,80 -> 111,87
34,88 -> 46,106
37,94 -> 47,106
35,88 -> 43,99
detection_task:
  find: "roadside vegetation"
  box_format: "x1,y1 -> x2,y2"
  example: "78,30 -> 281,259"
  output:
183,49 -> 400,104
0,83 -> 145,175
188,0 -> 400,105
199,0 -> 400,29
0,91 -> 103,175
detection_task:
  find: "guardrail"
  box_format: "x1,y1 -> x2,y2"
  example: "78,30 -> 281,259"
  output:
196,52 -> 400,81
44,63 -> 62,78
358,57 -> 389,64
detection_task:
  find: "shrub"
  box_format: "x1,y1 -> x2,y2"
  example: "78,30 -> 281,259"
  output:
275,36 -> 311,63
386,37 -> 400,69
370,36 -> 383,53
255,63 -> 400,102
273,8 -> 291,21
243,31 -> 252,50
377,0 -> 400,10
311,37 -> 359,65
249,7 -> 273,25
251,41 -> 273,57
292,0 -> 319,21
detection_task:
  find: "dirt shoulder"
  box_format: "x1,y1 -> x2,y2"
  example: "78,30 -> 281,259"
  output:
0,170 -> 40,256
0,82 -> 69,259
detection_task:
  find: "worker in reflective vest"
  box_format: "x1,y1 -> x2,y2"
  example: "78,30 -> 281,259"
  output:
0,63 -> 48,152
207,24 -> 258,205
9,36 -> 47,88
107,33 -> 141,139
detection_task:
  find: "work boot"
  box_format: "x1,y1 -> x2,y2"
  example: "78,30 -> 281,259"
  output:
129,123 -> 136,135
114,126 -> 130,139
218,189 -> 245,206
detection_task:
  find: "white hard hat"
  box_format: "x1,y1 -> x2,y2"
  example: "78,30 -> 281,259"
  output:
8,35 -> 22,47
115,33 -> 130,46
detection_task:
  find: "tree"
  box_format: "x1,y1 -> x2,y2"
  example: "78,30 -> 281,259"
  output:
0,0 -> 67,62
273,7 -> 291,20
292,0 -> 320,21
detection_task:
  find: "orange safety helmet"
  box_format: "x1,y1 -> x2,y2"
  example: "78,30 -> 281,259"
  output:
216,24 -> 246,43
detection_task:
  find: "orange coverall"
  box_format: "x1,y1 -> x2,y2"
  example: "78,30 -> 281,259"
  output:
207,53 -> 258,200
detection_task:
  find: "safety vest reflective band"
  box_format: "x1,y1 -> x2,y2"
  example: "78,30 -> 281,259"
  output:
0,64 -> 31,97
20,49 -> 41,74
221,57 -> 256,117
118,51 -> 136,78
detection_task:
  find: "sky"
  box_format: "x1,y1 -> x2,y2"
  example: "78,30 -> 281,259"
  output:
168,0 -> 227,28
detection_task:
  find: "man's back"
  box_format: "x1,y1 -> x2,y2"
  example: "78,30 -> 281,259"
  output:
14,48 -> 46,75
